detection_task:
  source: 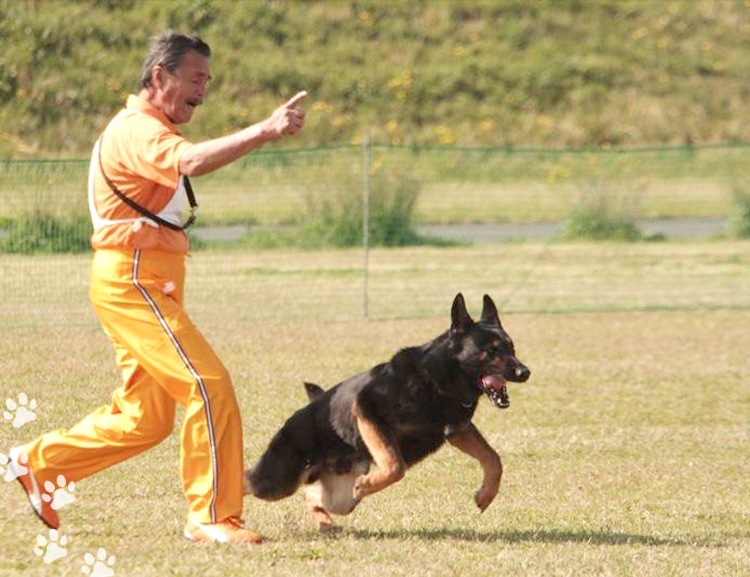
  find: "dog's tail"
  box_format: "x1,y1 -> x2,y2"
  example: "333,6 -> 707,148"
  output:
304,381 -> 325,401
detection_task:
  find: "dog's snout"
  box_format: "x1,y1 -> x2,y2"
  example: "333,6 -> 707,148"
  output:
515,365 -> 530,382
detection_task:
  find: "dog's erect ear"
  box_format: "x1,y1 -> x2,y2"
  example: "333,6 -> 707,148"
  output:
480,294 -> 502,326
451,293 -> 474,334
304,382 -> 325,401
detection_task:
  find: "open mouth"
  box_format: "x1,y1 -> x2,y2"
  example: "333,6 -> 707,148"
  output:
480,374 -> 510,409
186,99 -> 202,109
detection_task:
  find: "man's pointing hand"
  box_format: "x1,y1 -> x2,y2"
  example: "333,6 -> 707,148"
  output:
265,91 -> 308,138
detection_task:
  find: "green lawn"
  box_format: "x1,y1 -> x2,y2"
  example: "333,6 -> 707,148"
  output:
0,243 -> 748,576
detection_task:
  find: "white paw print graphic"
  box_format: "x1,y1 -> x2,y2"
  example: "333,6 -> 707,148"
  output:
0,447 -> 29,482
34,529 -> 68,563
81,548 -> 115,577
4,393 -> 37,428
43,474 -> 76,510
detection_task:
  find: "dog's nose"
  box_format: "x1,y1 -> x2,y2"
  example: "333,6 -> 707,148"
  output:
515,365 -> 530,382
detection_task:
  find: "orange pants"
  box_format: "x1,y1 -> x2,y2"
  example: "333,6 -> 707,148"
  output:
21,249 -> 243,523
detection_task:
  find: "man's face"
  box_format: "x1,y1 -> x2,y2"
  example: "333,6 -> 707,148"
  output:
155,51 -> 211,124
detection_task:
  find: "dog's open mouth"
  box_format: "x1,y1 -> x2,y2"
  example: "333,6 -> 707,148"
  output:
480,374 -> 510,409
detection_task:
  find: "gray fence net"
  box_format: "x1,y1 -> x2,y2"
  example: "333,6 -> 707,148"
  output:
1,143 -> 749,329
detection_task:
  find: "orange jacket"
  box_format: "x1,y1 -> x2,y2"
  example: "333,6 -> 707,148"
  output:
88,95 -> 195,253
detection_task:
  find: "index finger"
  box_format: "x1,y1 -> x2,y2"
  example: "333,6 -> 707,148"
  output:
284,90 -> 309,108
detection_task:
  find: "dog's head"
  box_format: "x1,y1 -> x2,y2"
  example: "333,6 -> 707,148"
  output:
449,293 -> 530,409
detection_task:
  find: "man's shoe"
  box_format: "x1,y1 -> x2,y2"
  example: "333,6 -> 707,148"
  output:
184,517 -> 262,544
6,448 -> 60,529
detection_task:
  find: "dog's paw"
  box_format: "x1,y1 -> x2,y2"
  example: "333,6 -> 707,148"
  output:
318,520 -> 343,535
352,475 -> 370,501
474,486 -> 497,512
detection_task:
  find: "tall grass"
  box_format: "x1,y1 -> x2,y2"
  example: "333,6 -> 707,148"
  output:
729,186 -> 750,238
560,183 -> 644,241
0,211 -> 90,253
240,163 -> 436,249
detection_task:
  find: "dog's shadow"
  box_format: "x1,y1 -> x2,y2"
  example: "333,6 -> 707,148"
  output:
345,527 -> 728,548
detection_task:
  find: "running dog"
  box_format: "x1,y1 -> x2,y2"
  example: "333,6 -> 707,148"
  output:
244,293 -> 530,532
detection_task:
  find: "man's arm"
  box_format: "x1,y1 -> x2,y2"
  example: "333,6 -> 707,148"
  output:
179,91 -> 307,177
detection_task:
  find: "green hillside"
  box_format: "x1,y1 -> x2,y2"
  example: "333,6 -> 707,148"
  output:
2,0 -> 750,157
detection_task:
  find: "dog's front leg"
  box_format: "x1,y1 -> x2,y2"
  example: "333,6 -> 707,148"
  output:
447,423 -> 502,512
351,401 -> 405,501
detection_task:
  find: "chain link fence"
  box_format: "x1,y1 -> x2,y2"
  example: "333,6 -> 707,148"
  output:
1,143 -> 749,329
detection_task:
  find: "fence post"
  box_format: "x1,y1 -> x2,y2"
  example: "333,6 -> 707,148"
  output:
362,131 -> 371,319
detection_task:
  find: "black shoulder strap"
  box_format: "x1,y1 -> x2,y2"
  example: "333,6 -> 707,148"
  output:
97,136 -> 198,231
182,174 -> 198,228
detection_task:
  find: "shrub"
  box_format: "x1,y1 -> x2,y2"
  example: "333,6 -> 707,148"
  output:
729,187 -> 750,238
242,163 -> 441,249
305,164 -> 422,247
0,211 -> 91,253
560,184 -> 643,241
186,228 -> 207,251
0,211 -> 211,253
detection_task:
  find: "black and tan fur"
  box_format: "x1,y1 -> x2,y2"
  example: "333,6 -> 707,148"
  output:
244,294 -> 530,532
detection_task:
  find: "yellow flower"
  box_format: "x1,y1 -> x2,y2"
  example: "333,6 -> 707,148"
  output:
388,70 -> 413,89
312,101 -> 332,112
536,115 -> 554,130
436,125 -> 456,145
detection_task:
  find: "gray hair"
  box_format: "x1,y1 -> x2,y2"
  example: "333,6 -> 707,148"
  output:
139,31 -> 211,90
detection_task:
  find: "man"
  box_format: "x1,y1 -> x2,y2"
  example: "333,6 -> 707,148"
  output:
10,32 -> 306,545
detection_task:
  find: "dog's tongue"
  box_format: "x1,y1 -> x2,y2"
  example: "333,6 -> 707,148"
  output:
481,375 -> 510,409
482,375 -> 504,389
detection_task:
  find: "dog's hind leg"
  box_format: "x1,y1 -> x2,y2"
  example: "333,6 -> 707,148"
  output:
302,483 -> 336,533
303,462 -> 369,532
351,401 -> 405,501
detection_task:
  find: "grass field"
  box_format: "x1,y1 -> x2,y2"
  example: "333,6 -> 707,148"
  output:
0,243 -> 748,577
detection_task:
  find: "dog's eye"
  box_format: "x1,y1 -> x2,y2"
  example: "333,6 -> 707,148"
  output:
487,343 -> 512,356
